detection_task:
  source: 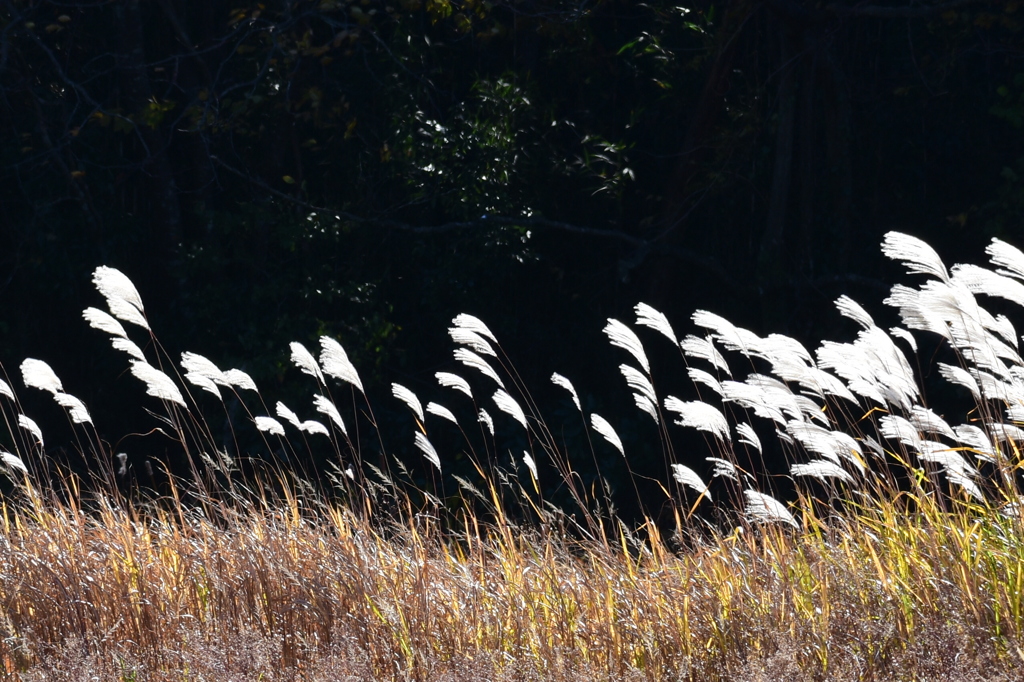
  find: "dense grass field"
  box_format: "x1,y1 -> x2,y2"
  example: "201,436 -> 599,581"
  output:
3,233 -> 1024,680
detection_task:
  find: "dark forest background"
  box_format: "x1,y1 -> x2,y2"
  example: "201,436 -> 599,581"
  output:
1,0 -> 1023,514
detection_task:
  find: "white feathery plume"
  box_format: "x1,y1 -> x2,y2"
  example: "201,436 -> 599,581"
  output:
414,431 -> 441,471
745,374 -> 808,423
275,401 -> 302,429
93,265 -> 145,313
290,342 -> 325,385
522,451 -> 538,481
452,313 -> 498,343
111,337 -> 147,362
938,363 -> 980,399
93,266 -> 149,329
392,383 -> 425,423
889,327 -> 918,352
988,422 -> 1024,443
1,452 -> 27,475
18,415 -> 43,446
620,364 -> 657,405
671,463 -> 710,500
478,409 -> 495,436
916,445 -> 983,501
988,238 -> 1024,281
603,319 -> 650,375
300,420 -> 330,437
634,302 -> 676,343
454,348 -> 505,388
791,460 -> 855,484
835,296 -> 875,330
992,314 -> 1018,350
319,336 -> 364,393
590,413 -> 625,456
105,298 -> 150,330
493,389 -> 528,430
0,379 -> 13,400
83,307 -> 128,338
879,414 -> 923,451
744,490 -> 798,528
952,263 -> 1024,309
910,406 -> 957,441
953,424 -> 996,463
130,361 -> 186,406
692,311 -> 764,358
687,367 -> 723,395
736,423 -> 761,453
720,381 -> 785,425
448,328 -> 496,357
633,393 -> 660,423
664,396 -> 730,442
313,394 -> 346,435
254,416 -> 285,436
426,402 -> 459,425
223,368 -> 258,393
21,359 -> 63,395
881,231 -> 950,282
550,373 -> 582,412
707,457 -> 739,480
680,335 -> 731,376
437,372 -> 473,399
762,333 -> 814,364
181,352 -> 226,398
54,393 -> 92,425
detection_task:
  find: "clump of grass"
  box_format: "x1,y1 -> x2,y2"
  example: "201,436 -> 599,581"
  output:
2,232 -> 1024,680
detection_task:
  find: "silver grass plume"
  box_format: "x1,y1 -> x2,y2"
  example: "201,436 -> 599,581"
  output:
791,460 -> 855,485
454,348 -> 505,388
522,451 -> 538,481
881,231 -> 950,282
634,302 -> 677,344
426,402 -> 459,425
299,420 -> 330,437
550,373 -> 582,412
835,295 -> 875,330
938,363 -> 980,399
664,397 -> 730,442
688,367 -> 723,395
692,311 -> 764,358
0,379 -> 13,400
391,383 -> 425,423
181,352 -> 227,399
452,313 -> 498,343
254,416 -> 285,436
671,464 -> 710,500
111,338 -> 147,362
223,368 -> 258,393
952,263 -> 1024,311
275,401 -> 302,429
83,307 -> 128,338
319,336 -> 364,393
1,452 -> 27,475
707,457 -> 739,480
21,359 -> 63,395
18,415 -> 43,447
988,238 -> 1024,282
436,372 -> 473,399
953,424 -> 996,463
414,431 -> 441,471
92,266 -> 149,330
493,389 -> 528,430
478,408 -> 495,436
54,393 -> 92,425
736,423 -> 762,453
744,490 -> 798,528
620,364 -> 658,423
680,334 -> 731,376
290,342 -> 325,385
603,319 -> 650,375
129,361 -> 186,407
449,328 -> 497,356
590,413 -> 625,456
313,394 -> 347,435
889,327 -> 918,352
910,406 -> 957,441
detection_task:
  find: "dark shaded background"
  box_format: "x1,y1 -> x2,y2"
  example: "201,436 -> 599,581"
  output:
1,0 -> 1023,516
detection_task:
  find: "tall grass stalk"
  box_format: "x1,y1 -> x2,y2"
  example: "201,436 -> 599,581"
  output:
2,233 -> 1024,679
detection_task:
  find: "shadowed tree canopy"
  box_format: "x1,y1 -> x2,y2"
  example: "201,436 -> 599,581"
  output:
1,0 -> 1022,498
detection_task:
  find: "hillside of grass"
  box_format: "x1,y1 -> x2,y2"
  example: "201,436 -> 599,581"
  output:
3,233 -> 1024,680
